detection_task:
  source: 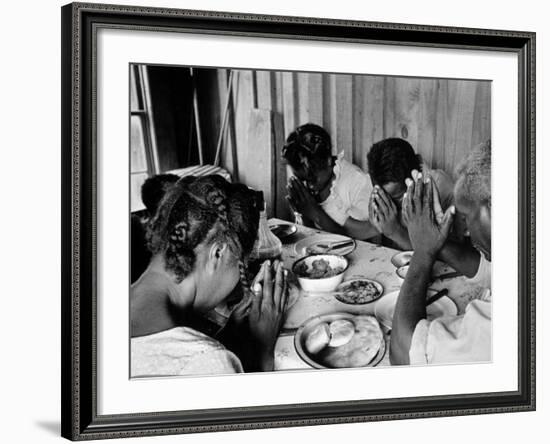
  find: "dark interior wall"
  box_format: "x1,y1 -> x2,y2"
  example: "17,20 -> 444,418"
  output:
195,68 -> 224,166
147,65 -> 199,171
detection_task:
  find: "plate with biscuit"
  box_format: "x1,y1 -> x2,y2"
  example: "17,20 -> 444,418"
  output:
294,313 -> 386,369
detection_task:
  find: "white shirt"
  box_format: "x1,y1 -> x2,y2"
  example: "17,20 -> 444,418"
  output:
409,256 -> 492,365
131,326 -> 243,377
409,298 -> 491,365
318,152 -> 373,226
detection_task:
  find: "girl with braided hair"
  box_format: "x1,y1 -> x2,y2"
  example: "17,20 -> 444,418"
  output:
283,123 -> 379,240
131,175 -> 288,377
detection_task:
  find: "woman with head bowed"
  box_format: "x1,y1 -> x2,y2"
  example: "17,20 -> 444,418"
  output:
131,175 -> 288,376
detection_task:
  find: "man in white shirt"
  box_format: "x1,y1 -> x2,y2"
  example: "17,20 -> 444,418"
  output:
390,141 -> 491,365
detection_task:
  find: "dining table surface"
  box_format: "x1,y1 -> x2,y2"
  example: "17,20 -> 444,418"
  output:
270,218 -> 487,371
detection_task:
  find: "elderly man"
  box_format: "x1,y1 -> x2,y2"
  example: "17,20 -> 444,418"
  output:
390,141 -> 491,365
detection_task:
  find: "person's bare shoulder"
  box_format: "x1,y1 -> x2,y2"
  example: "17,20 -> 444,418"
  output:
430,168 -> 455,208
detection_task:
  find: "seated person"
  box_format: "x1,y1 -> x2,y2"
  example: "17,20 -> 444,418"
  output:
131,175 -> 288,376
390,141 -> 491,365
282,123 -> 378,240
131,173 -> 179,283
366,137 -> 457,250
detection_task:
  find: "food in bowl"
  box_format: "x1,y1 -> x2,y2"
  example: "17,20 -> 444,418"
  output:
292,254 -> 348,293
300,314 -> 384,368
335,279 -> 383,304
294,258 -> 344,279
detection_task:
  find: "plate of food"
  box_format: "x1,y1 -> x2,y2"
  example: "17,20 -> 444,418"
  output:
334,278 -> 384,305
269,222 -> 297,241
292,254 -> 348,293
374,289 -> 458,330
294,234 -> 356,256
294,313 -> 386,369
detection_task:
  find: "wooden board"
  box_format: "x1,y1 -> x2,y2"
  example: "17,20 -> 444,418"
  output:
354,75 -> 384,172
244,109 -> 277,216
334,75 -> 354,161
193,68 -> 492,222
282,72 -> 298,137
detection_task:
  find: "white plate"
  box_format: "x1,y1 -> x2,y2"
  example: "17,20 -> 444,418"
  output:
294,234 -> 356,256
294,312 -> 386,369
374,290 -> 458,330
268,222 -> 297,240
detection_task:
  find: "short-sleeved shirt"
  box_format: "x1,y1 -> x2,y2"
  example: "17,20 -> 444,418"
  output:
409,255 -> 492,365
409,298 -> 492,365
131,326 -> 243,377
318,152 -> 373,226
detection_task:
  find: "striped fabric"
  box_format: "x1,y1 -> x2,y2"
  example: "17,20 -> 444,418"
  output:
167,165 -> 232,182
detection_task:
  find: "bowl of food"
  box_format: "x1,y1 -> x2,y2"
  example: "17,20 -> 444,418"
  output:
294,312 -> 386,369
292,254 -> 349,293
334,278 -> 384,305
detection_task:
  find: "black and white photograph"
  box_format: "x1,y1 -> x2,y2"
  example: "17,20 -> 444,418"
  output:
2,0 -> 545,442
129,64 -> 492,377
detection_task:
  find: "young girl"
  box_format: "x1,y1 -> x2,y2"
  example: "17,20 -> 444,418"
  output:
282,123 -> 378,240
130,175 -> 288,376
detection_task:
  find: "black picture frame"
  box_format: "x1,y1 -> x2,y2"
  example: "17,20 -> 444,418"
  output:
61,2 -> 536,440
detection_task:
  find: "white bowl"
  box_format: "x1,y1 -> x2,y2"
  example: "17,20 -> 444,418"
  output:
292,254 -> 349,293
396,265 -> 409,281
391,251 -> 414,268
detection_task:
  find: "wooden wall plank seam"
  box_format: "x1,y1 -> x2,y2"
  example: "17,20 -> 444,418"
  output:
199,68 -> 491,219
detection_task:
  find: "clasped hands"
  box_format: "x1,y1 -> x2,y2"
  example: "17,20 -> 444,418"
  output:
226,260 -> 288,370
369,170 -> 454,257
401,170 -> 455,258
285,176 -> 320,221
368,185 -> 401,237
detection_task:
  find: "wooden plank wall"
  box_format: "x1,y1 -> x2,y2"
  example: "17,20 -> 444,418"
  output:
205,69 -> 491,219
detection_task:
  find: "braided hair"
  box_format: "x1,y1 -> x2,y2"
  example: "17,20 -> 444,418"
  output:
367,138 -> 421,186
140,173 -> 179,216
281,123 -> 333,176
146,175 -> 260,284
227,183 -> 261,297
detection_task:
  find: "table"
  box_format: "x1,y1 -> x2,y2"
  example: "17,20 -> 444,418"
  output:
270,218 -> 486,371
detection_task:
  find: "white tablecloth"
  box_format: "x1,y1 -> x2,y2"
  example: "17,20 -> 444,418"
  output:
271,218 -> 486,371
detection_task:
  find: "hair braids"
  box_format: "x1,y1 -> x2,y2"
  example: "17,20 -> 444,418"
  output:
281,123 -> 333,174
147,175 -> 260,284
238,259 -> 252,299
